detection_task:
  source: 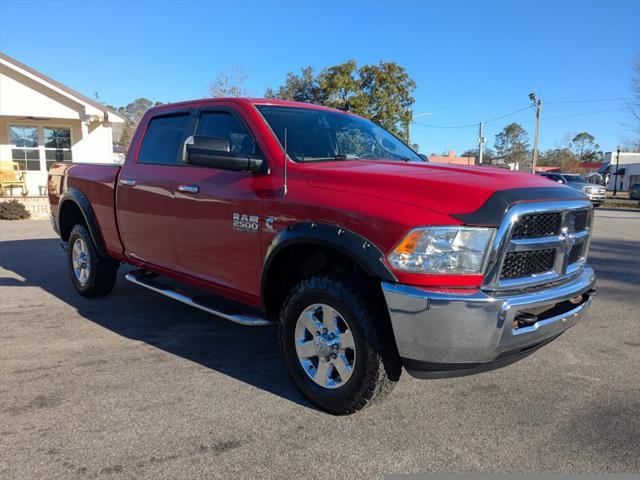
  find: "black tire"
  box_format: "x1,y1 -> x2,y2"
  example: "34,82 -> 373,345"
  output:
67,224 -> 119,297
279,275 -> 401,415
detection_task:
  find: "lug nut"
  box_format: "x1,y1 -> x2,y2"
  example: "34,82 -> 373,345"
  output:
324,356 -> 330,362
330,353 -> 337,359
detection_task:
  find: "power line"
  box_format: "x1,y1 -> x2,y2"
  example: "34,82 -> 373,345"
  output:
413,104 -> 629,135
412,120 -> 477,129
508,106 -> 629,125
412,105 -> 530,129
482,105 -> 531,124
412,97 -> 632,130
424,129 -> 475,150
542,106 -> 628,120
412,99 -> 632,154
545,97 -> 631,104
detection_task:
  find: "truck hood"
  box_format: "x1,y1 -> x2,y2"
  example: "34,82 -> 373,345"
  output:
301,160 -> 586,221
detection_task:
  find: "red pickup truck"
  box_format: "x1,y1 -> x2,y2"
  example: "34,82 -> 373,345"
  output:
48,98 -> 596,414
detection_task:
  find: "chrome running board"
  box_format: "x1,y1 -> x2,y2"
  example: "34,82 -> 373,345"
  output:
125,271 -> 274,327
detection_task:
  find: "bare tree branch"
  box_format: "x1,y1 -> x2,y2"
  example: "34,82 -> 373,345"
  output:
209,66 -> 250,98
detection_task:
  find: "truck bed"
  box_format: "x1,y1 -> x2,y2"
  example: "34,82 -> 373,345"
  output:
48,162 -> 124,259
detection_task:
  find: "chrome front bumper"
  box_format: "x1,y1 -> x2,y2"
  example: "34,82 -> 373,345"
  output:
381,266 -> 596,378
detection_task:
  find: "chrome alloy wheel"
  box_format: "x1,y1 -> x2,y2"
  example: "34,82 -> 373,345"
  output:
294,303 -> 356,389
71,238 -> 91,286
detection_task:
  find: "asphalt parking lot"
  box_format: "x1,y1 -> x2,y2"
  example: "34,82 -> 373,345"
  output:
1,209 -> 639,479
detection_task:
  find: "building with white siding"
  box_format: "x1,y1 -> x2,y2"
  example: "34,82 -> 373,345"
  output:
0,52 -> 124,196
602,151 -> 640,192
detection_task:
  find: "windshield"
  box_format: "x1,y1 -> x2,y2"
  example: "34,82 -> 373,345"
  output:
256,105 -> 422,163
563,174 -> 588,184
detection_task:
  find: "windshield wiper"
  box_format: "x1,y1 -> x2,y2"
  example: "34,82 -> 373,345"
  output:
299,154 -> 359,162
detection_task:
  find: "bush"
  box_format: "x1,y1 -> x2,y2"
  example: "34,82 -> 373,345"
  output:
0,200 -> 31,220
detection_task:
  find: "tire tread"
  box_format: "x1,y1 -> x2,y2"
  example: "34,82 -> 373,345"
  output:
68,224 -> 118,297
279,275 -> 400,415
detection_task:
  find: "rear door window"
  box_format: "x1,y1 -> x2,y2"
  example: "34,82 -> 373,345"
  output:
137,113 -> 192,165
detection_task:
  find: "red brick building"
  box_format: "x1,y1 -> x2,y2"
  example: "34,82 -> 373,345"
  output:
428,150 -> 475,166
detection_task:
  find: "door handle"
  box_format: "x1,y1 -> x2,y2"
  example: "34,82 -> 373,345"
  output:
176,184 -> 199,194
119,178 -> 136,187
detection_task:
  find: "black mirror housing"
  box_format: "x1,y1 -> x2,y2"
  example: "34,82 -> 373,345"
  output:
186,136 -> 264,173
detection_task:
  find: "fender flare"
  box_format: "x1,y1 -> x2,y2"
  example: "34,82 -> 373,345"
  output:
260,222 -> 397,307
58,188 -> 109,258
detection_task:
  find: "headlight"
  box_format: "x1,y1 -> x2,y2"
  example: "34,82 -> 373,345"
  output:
387,227 -> 495,274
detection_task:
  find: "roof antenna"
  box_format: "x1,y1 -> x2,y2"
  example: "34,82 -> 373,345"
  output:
282,128 -> 288,198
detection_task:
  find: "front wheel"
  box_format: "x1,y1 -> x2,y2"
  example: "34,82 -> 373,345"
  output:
279,275 -> 400,415
67,224 -> 119,297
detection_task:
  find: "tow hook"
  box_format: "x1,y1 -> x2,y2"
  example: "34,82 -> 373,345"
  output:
514,311 -> 538,327
568,294 -> 583,305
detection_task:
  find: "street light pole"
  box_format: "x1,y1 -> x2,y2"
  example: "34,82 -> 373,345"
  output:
529,92 -> 542,174
613,146 -> 620,196
409,112 -> 433,148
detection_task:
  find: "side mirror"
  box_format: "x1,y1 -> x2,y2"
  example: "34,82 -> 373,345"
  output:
418,153 -> 429,162
185,136 -> 264,173
557,179 -> 565,184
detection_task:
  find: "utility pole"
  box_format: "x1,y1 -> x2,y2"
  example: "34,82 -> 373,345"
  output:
529,92 -> 542,174
613,146 -> 620,196
478,122 -> 484,165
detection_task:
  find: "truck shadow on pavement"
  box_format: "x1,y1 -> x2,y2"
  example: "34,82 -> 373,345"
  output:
2,234 -> 639,417
0,237 -> 317,411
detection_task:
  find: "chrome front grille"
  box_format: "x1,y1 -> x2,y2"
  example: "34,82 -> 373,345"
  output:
501,249 -> 556,279
511,212 -> 561,239
483,200 -> 594,291
573,210 -> 588,232
568,243 -> 584,264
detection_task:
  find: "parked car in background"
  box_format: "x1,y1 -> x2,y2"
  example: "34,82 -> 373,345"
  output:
538,172 -> 606,207
630,183 -> 640,200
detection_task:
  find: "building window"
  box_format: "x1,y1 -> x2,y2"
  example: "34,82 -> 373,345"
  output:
10,125 -> 40,171
44,127 -> 72,170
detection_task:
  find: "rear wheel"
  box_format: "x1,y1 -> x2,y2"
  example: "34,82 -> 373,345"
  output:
280,275 -> 400,415
67,224 -> 119,297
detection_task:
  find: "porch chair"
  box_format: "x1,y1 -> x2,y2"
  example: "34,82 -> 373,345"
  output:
0,161 -> 29,197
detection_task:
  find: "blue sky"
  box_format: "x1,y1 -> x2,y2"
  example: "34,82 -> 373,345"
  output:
1,0 -> 638,154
